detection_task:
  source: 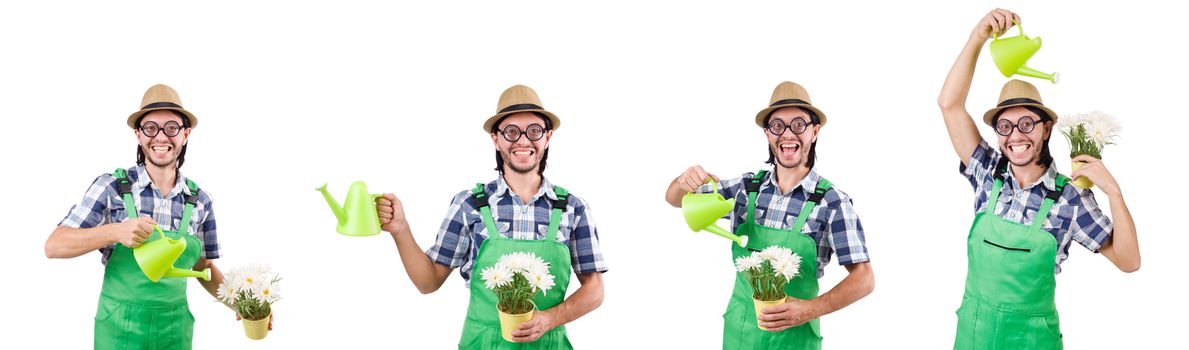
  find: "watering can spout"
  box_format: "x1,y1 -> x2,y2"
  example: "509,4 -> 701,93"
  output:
316,183 -> 347,225
165,267 -> 211,281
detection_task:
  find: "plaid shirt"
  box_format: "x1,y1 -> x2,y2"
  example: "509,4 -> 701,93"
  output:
58,165 -> 221,264
426,176 -> 608,285
700,167 -> 870,278
961,141 -> 1113,273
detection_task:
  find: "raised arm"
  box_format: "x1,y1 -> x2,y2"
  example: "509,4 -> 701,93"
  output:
939,9 -> 1019,165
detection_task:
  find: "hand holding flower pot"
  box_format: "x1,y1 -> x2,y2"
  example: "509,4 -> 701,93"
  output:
1057,111 -> 1121,189
479,252 -> 556,342
735,246 -> 802,331
217,264 -> 282,340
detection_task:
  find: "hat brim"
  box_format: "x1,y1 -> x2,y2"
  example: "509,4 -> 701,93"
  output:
982,103 -> 1058,127
755,103 -> 828,128
127,107 -> 198,129
483,109 -> 561,133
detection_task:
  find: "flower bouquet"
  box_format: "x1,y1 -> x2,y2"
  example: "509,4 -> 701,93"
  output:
1057,111 -> 1122,189
217,264 -> 281,340
735,246 -> 802,330
479,252 -> 556,342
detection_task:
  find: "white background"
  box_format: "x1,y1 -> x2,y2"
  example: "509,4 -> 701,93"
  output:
2,1 -> 1185,348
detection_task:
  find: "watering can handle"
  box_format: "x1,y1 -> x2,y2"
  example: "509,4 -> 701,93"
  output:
993,19 -> 1023,40
151,224 -> 166,240
688,178 -> 720,196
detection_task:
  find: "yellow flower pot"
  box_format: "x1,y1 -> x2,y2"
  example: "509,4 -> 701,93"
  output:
242,312 -> 270,340
753,298 -> 785,331
498,308 -> 534,342
1071,160 -> 1095,189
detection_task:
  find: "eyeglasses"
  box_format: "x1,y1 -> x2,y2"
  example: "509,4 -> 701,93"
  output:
497,124 -> 546,142
994,116 -> 1039,136
138,121 -> 185,138
767,118 -> 812,136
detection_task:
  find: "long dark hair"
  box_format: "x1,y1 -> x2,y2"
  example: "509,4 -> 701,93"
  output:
765,107 -> 819,169
993,105 -> 1054,167
492,112 -> 553,175
134,110 -> 191,169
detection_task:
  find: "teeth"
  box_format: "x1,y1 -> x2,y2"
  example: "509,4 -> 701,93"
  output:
1011,145 -> 1028,153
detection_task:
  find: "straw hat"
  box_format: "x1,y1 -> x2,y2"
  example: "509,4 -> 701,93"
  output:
482,84 -> 560,132
126,84 -> 197,128
755,81 -> 828,127
982,79 -> 1058,126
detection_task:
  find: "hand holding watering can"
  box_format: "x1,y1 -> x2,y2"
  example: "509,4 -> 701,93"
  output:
675,166 -> 749,248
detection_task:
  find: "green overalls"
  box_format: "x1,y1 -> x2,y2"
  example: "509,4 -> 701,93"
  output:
953,165 -> 1071,349
94,168 -> 204,350
457,184 -> 575,350
723,170 -> 831,350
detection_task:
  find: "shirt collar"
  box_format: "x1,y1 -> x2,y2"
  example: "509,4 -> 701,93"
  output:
1003,163 -> 1057,192
493,175 -> 557,202
761,166 -> 822,196
130,165 -> 192,198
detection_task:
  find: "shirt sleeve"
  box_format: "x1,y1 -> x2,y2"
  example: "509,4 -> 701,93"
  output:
197,191 -> 220,259
825,190 -> 870,266
59,174 -> 116,229
58,174 -> 118,261
1069,188 -> 1114,253
960,140 -> 999,193
567,195 -> 608,274
425,191 -> 474,268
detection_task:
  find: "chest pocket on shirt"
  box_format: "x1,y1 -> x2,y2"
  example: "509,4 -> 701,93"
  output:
469,214 -> 511,239
536,212 -> 573,242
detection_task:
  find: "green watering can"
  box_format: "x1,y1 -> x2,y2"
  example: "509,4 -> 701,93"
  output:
317,181 -> 384,236
990,20 -> 1059,83
682,180 -> 748,247
133,225 -> 211,282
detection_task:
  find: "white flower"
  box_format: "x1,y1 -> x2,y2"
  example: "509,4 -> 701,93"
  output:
1055,112 -> 1082,131
528,270 -> 556,296
498,252 -> 535,274
255,280 -> 281,303
759,246 -> 792,261
772,254 -> 802,280
217,281 -> 237,303
735,255 -> 763,272
1082,111 -> 1121,146
480,264 -> 514,290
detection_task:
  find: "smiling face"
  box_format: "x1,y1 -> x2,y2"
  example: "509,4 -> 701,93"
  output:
491,112 -> 552,175
135,110 -> 190,169
995,106 -> 1052,167
766,107 -> 820,169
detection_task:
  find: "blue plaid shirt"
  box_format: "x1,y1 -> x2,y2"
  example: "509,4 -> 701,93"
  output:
700,167 -> 870,278
58,165 -> 221,264
961,141 -> 1113,273
426,176 -> 608,285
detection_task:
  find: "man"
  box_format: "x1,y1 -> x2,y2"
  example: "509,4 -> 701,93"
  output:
665,81 -> 875,350
376,84 -> 607,349
938,9 -> 1140,349
45,84 -> 249,349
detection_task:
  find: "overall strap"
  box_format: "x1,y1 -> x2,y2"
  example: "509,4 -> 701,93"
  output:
1031,174 -> 1069,230
791,178 -> 832,231
178,179 -> 200,234
547,186 -> 569,243
113,168 -> 138,220
470,183 -> 501,238
745,170 -> 768,224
